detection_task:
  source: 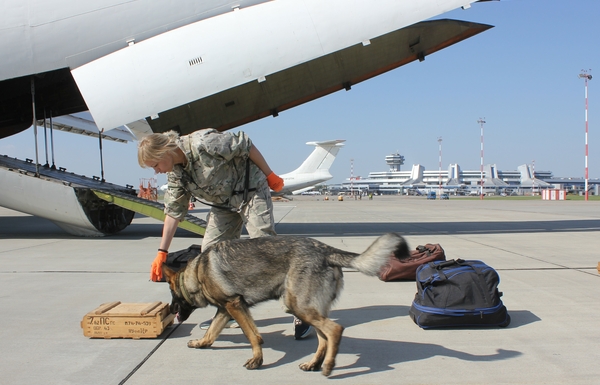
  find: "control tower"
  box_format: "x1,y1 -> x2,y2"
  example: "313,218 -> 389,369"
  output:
386,153 -> 405,172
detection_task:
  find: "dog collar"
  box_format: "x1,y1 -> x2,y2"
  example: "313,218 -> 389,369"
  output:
178,272 -> 194,306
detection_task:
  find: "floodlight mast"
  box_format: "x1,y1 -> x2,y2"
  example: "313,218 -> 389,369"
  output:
350,158 -> 354,196
532,159 -> 536,195
438,137 -> 443,199
478,118 -> 486,200
578,70 -> 592,201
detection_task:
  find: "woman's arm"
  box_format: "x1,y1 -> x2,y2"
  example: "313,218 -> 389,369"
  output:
150,214 -> 180,281
248,145 -> 273,176
159,214 -> 180,251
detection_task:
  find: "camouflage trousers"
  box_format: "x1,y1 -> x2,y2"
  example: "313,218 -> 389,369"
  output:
201,183 -> 277,249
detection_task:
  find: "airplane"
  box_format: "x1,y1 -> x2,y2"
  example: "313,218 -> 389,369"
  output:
277,140 -> 345,196
0,0 -> 498,236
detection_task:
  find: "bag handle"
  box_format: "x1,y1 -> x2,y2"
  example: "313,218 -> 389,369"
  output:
431,259 -> 460,269
424,259 -> 460,282
416,245 -> 431,254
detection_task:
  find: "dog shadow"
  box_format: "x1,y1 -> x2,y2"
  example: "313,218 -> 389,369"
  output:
170,304 -> 408,340
323,340 -> 520,379
170,305 -> 523,378
260,306 -> 521,378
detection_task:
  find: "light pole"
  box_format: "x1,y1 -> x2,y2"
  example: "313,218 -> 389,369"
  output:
478,118 -> 486,199
579,70 -> 592,201
532,159 -> 536,195
350,158 -> 354,197
438,137 -> 443,199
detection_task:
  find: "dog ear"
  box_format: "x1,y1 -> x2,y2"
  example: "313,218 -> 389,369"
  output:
162,264 -> 177,284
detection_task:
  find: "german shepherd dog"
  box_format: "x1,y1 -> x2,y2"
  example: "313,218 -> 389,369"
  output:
162,232 -> 409,376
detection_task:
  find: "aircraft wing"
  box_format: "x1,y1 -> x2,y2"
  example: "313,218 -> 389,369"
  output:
149,19 -> 492,135
73,16 -> 491,134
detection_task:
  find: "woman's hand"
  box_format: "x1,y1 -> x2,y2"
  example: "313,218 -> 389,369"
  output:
150,250 -> 168,281
267,172 -> 284,192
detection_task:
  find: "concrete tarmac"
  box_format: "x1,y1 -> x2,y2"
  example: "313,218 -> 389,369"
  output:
1,195 -> 599,385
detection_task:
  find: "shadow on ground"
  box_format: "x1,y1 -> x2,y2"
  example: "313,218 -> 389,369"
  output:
163,305 -> 526,379
3,215 -> 599,240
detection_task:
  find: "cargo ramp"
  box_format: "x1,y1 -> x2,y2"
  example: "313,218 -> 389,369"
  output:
0,155 -> 205,236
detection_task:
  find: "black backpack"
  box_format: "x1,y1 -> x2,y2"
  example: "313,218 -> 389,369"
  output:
409,259 -> 511,328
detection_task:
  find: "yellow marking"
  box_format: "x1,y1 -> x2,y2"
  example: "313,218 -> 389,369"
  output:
92,190 -> 205,236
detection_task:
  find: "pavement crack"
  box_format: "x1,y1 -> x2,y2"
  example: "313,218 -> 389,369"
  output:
118,322 -> 181,385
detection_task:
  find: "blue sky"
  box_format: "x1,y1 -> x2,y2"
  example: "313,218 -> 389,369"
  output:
1,0 -> 598,188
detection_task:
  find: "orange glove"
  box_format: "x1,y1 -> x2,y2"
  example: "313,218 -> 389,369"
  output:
267,172 -> 284,192
150,250 -> 168,282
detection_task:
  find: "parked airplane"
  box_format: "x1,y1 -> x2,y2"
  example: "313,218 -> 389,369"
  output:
0,0 -> 497,236
277,140 -> 345,195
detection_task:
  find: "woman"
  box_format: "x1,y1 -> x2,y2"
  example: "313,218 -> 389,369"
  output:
138,128 -> 312,339
138,128 -> 282,279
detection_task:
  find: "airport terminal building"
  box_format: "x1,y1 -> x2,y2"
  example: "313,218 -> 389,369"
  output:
333,153 -> 600,196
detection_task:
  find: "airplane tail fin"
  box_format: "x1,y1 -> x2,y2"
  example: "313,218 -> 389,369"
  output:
276,139 -> 345,195
287,140 -> 346,175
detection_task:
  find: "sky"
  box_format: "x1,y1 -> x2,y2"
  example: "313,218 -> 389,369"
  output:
1,0 -> 598,188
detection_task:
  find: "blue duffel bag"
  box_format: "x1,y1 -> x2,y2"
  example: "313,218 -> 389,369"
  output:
409,259 -> 511,329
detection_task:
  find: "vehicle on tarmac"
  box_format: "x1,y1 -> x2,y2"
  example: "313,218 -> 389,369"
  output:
406,188 -> 423,196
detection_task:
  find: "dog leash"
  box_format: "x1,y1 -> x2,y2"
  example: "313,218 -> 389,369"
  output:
232,158 -> 253,212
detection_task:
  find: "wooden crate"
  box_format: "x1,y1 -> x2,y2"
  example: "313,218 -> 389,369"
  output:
81,301 -> 176,339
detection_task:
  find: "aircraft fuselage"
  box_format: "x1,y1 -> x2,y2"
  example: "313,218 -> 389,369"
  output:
1,0 -> 491,137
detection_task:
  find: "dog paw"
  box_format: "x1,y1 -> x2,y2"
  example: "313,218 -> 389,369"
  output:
243,356 -> 263,370
299,361 -> 321,372
187,339 -> 212,349
321,363 -> 334,377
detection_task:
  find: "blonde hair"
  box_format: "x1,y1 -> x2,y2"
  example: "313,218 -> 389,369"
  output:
137,131 -> 180,167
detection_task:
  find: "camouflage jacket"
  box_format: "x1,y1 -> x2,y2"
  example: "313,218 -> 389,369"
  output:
163,129 -> 267,220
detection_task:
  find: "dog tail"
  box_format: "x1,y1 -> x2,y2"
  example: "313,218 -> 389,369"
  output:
329,233 -> 410,276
